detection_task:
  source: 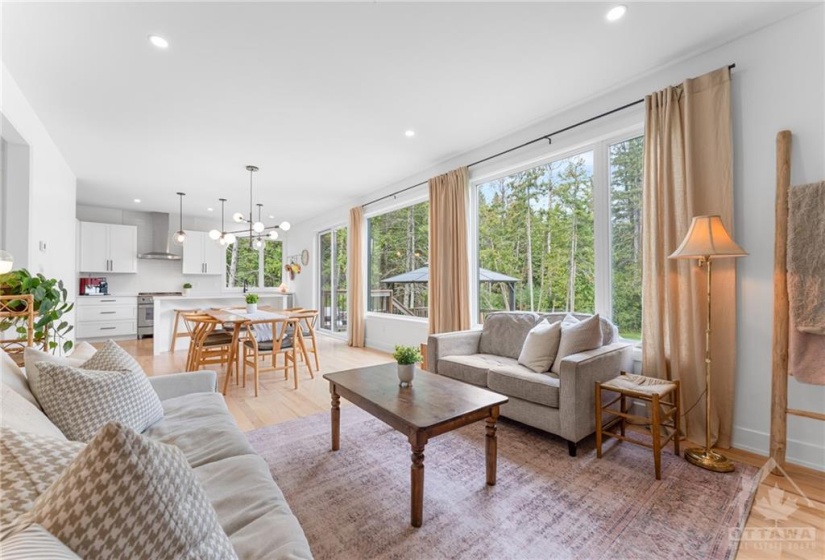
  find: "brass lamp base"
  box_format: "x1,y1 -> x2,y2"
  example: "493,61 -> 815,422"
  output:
684,448 -> 735,473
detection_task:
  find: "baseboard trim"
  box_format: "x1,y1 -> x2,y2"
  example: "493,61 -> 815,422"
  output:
733,426 -> 824,471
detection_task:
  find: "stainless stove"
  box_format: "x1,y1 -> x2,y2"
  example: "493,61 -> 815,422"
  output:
137,292 -> 182,339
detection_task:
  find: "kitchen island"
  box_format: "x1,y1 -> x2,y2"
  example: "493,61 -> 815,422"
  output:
152,293 -> 293,355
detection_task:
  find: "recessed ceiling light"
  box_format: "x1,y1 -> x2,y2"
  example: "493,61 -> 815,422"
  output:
404,130 -> 415,138
268,215 -> 275,219
207,207 -> 214,212
148,35 -> 169,49
133,198 -> 141,203
606,5 -> 627,21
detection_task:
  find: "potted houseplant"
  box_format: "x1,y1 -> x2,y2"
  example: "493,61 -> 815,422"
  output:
245,293 -> 259,314
393,345 -> 422,387
0,268 -> 74,354
182,282 -> 192,297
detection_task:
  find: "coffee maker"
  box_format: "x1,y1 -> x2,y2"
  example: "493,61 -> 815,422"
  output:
79,277 -> 109,296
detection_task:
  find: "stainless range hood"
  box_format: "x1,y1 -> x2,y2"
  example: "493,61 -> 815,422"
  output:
137,213 -> 182,260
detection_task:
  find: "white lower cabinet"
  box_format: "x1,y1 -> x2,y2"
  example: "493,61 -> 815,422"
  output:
76,297 -> 137,340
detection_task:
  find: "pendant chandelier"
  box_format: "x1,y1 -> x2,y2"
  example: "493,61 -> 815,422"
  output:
207,165 -> 290,247
172,192 -> 186,246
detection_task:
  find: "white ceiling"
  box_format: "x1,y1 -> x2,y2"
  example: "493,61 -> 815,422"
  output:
1,1 -> 812,224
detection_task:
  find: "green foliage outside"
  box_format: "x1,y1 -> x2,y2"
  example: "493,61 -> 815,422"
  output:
393,345 -> 422,365
368,202 -> 429,317
0,269 -> 74,354
477,153 -> 596,318
609,136 -> 644,340
226,238 -> 282,288
319,228 -> 348,331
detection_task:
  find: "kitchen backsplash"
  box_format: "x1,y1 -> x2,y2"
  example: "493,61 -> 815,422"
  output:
80,259 -> 223,295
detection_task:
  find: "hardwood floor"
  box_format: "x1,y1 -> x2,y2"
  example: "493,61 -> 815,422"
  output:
118,335 -> 823,559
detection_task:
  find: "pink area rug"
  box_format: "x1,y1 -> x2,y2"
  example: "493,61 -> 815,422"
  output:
246,408 -> 758,560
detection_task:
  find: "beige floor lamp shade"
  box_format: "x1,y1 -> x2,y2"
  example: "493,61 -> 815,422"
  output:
669,215 -> 747,472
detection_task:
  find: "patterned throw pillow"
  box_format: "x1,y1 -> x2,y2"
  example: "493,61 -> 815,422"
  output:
18,422 -> 238,560
23,342 -> 98,404
80,339 -> 145,375
0,429 -> 85,538
0,524 -> 81,559
33,361 -> 164,442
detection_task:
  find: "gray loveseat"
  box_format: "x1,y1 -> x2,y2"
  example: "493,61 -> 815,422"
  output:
427,312 -> 633,456
1,360 -> 313,559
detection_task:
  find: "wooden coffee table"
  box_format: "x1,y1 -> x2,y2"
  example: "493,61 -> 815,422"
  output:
323,363 -> 508,527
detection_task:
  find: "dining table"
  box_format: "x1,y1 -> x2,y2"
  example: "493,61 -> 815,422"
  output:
204,306 -> 293,395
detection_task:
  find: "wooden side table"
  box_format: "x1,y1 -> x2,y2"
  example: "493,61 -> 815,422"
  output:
595,372 -> 680,480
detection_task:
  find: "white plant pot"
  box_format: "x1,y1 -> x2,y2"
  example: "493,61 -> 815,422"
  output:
182,288 -> 191,297
246,303 -> 258,314
397,363 -> 415,387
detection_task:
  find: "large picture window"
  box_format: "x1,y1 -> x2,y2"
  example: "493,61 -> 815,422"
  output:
477,152 -> 595,319
368,201 -> 429,318
225,238 -> 282,289
474,132 -> 643,340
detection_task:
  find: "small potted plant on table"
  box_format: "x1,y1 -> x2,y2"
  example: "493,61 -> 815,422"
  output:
182,282 -> 192,296
245,293 -> 259,314
393,345 -> 422,387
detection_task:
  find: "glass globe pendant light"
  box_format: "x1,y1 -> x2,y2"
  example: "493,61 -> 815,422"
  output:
172,192 -> 187,246
0,250 -> 13,273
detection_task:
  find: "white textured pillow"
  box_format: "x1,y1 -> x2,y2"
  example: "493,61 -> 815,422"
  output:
517,320 -> 562,373
0,385 -> 67,440
23,342 -> 97,403
551,314 -> 604,374
18,422 -> 238,560
0,428 -> 85,537
2,348 -> 40,410
33,362 -> 164,442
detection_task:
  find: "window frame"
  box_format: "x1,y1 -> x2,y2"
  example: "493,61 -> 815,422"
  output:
365,192 -> 430,322
469,124 -> 644,342
222,234 -> 284,292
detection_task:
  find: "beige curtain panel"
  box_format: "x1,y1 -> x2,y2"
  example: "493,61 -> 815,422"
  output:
428,167 -> 471,334
347,206 -> 366,348
642,66 -> 737,448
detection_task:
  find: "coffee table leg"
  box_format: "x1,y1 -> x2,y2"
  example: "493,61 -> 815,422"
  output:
486,406 -> 499,486
331,385 -> 340,451
409,433 -> 426,527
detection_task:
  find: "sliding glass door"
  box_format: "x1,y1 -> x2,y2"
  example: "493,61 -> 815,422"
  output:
319,226 -> 347,334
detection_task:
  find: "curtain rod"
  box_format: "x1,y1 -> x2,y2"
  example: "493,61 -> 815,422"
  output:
362,63 -> 735,208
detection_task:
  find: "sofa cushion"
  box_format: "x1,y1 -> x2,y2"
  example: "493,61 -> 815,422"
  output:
0,524 -> 81,560
551,313 -> 604,374
438,354 -> 519,386
478,312 -> 540,359
34,363 -> 164,442
195,454 -> 313,560
2,349 -> 40,410
487,366 -> 560,408
517,320 -> 562,373
0,384 -> 66,440
23,342 -> 97,404
142,392 -> 255,468
538,312 -> 617,345
0,429 -> 85,537
18,422 -> 237,560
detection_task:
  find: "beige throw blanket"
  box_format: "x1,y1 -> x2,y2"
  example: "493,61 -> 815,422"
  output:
787,180 -> 825,384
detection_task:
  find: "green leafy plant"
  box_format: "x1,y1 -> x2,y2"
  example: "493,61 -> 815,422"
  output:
245,293 -> 259,304
393,345 -> 422,365
183,282 -> 192,289
0,269 -> 74,354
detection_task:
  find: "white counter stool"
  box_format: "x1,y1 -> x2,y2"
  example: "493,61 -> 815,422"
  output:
595,372 -> 680,480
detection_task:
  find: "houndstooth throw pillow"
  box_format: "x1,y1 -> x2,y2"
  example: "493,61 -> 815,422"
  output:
80,339 -> 145,375
34,361 -> 164,442
0,524 -> 81,559
0,429 -> 85,538
18,422 -> 238,560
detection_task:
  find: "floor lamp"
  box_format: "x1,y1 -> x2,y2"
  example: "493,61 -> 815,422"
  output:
669,215 -> 747,473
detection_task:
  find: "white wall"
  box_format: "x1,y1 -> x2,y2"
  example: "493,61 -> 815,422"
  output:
288,6 -> 825,468
1,66 -> 77,338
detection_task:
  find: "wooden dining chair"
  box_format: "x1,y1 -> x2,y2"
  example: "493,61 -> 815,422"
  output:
291,309 -> 320,372
241,316 -> 312,394
184,314 -> 234,375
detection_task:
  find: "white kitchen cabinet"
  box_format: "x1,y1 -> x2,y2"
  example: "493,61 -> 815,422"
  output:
182,231 -> 224,275
75,296 -> 137,339
79,222 -> 137,273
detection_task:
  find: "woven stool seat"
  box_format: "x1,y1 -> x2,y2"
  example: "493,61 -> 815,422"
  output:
601,373 -> 676,396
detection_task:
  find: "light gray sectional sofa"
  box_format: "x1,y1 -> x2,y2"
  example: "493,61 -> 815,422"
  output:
1,359 -> 313,560
427,312 -> 633,456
